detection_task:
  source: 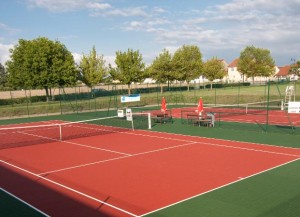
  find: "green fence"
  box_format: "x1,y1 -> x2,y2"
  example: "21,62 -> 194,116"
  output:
0,81 -> 298,116
0,81 -> 299,134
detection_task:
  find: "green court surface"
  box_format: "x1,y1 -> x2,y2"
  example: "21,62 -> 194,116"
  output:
144,120 -> 300,217
144,160 -> 300,217
0,188 -> 48,217
1,111 -> 300,217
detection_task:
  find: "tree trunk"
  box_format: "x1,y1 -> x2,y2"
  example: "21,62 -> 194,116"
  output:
127,84 -> 131,95
44,86 -> 50,102
160,83 -> 163,93
210,82 -> 213,90
49,87 -> 55,101
187,81 -> 190,91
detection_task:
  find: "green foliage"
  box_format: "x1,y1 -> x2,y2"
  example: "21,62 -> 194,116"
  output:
149,49 -> 174,83
237,45 -> 275,81
148,49 -> 174,92
79,46 -> 107,88
111,49 -> 145,94
203,57 -> 227,89
0,63 -> 7,87
6,37 -> 78,95
289,60 -> 300,76
172,45 -> 203,86
107,66 -> 118,83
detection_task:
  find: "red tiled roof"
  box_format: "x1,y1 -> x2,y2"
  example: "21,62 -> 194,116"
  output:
276,65 -> 291,76
228,58 -> 239,67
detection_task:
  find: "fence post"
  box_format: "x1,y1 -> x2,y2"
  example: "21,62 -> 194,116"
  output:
59,87 -> 63,115
265,80 -> 271,132
25,89 -> 30,117
10,90 -> 14,108
75,86 -> 78,115
237,83 -> 240,105
214,85 -> 217,105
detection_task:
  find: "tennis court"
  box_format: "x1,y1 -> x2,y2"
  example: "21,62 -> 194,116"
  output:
1,117 -> 300,217
174,102 -> 300,127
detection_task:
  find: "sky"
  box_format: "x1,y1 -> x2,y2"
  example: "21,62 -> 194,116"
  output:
0,0 -> 300,67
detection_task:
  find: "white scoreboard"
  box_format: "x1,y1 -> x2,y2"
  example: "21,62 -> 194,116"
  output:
288,101 -> 300,114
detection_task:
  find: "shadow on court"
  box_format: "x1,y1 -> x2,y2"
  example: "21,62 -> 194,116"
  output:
0,164 -> 120,217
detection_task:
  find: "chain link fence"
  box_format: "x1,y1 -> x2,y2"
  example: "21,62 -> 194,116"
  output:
0,80 -> 299,134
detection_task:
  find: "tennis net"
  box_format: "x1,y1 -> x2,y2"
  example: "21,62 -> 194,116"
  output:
181,100 -> 283,122
0,113 -> 152,150
204,100 -> 283,115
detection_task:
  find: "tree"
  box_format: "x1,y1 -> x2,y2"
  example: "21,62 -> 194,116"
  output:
79,46 -> 107,89
110,49 -> 145,94
172,45 -> 203,91
0,63 -> 7,88
203,58 -> 227,89
237,45 -> 275,83
149,49 -> 174,93
289,60 -> 300,76
6,37 -> 78,101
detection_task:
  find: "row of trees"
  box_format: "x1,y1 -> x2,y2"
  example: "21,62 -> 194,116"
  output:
0,63 -> 7,88
1,37 -> 299,99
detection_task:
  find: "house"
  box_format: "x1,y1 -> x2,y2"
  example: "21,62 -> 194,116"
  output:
225,58 -> 243,83
225,58 -> 278,83
192,59 -> 228,84
219,59 -> 229,69
275,65 -> 299,81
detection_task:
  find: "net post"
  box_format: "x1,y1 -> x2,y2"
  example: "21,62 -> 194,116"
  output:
147,112 -> 152,129
59,124 -> 62,141
131,117 -> 135,131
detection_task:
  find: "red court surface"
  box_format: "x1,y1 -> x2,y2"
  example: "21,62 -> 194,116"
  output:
173,107 -> 300,126
1,128 -> 300,217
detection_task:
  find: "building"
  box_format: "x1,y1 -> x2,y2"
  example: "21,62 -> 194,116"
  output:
275,65 -> 299,81
192,59 -> 228,84
225,58 -> 279,83
225,58 -> 243,83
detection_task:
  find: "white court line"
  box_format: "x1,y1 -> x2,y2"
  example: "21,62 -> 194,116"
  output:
2,119 -> 132,156
38,141 -> 198,175
2,125 -> 300,216
12,118 -> 300,154
38,155 -> 130,175
126,127 -> 300,151
20,131 -> 131,156
195,141 -> 300,158
39,136 -> 300,175
64,140 -> 132,156
0,120 -> 56,129
0,160 -> 139,217
39,128 -> 300,175
6,121 -> 300,175
120,130 -> 300,157
140,158 -> 300,217
0,188 -> 50,217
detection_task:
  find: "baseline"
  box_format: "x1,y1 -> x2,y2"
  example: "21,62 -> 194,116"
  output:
0,160 -> 138,217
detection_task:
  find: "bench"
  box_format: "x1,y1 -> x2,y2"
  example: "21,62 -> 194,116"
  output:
152,110 -> 173,124
186,113 -> 214,127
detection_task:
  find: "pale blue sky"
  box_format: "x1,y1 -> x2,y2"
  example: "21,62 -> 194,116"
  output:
0,0 -> 299,66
